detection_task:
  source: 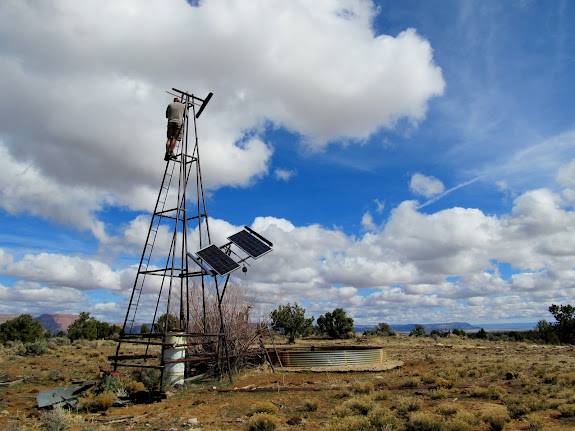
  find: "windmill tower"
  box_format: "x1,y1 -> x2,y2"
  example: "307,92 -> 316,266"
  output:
111,88 -> 273,392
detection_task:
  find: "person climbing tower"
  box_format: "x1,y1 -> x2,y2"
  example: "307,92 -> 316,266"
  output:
165,97 -> 187,161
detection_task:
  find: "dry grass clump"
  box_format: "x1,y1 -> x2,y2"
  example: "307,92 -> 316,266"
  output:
504,393 -> 544,418
558,403 -> 575,418
368,406 -> 398,429
323,415 -> 371,431
77,390 -> 116,412
331,389 -> 351,399
125,379 -> 146,394
466,384 -> 506,400
46,369 -> 63,382
394,395 -> 423,415
246,413 -> 279,431
420,372 -> 437,384
453,410 -> 478,426
443,409 -> 479,431
481,405 -> 510,431
402,377 -> 421,387
437,369 -> 458,382
302,398 -> 319,412
373,389 -> 391,401
249,401 -> 279,416
436,402 -> 458,417
444,417 -> 470,431
129,368 -> 161,392
557,372 -> 575,387
406,411 -> 444,431
325,405 -> 398,431
435,377 -> 454,389
486,385 -> 507,400
352,380 -> 374,394
430,388 -> 449,400
39,407 -> 86,430
333,396 -> 375,417
524,418 -> 545,431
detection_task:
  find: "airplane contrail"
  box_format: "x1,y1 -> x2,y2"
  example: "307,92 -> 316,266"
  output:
417,175 -> 486,209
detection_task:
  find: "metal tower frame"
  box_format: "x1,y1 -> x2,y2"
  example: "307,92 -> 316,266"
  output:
110,88 -> 237,391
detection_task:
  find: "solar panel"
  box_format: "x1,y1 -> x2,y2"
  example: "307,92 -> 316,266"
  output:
186,252 -> 214,274
228,229 -> 272,259
196,244 -> 240,276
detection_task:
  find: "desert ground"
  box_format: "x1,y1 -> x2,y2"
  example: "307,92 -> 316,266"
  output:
1,334 -> 574,430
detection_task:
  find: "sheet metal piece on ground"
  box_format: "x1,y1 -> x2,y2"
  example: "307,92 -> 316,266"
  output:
196,244 -> 240,276
37,381 -> 95,409
228,229 -> 272,259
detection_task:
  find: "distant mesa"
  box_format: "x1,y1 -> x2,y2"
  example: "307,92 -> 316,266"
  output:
0,314 -> 79,334
34,314 -> 79,334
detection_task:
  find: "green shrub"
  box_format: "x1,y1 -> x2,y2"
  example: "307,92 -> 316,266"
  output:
246,413 -> 279,431
47,369 -> 62,381
48,337 -> 70,347
131,368 -> 160,392
100,375 -> 126,397
40,408 -> 69,431
22,341 -> 48,356
0,314 -> 44,344
39,407 -> 84,430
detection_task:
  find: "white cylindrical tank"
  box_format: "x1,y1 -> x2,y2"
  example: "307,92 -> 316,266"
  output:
165,334 -> 185,386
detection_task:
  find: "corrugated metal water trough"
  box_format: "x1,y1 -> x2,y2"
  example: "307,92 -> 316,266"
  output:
272,346 -> 387,368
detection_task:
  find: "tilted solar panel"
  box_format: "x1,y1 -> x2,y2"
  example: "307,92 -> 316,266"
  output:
228,229 -> 272,259
196,244 -> 240,276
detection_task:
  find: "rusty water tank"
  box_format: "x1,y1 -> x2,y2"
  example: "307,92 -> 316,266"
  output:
273,346 -> 387,368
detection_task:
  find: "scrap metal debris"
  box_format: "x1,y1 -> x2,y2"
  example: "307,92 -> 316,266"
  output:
36,381 -> 95,409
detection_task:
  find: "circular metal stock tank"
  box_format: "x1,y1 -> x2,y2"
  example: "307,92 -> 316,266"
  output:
274,346 -> 386,368
165,334 -> 185,386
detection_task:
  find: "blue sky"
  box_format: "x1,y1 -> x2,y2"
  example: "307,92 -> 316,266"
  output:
0,0 -> 574,327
